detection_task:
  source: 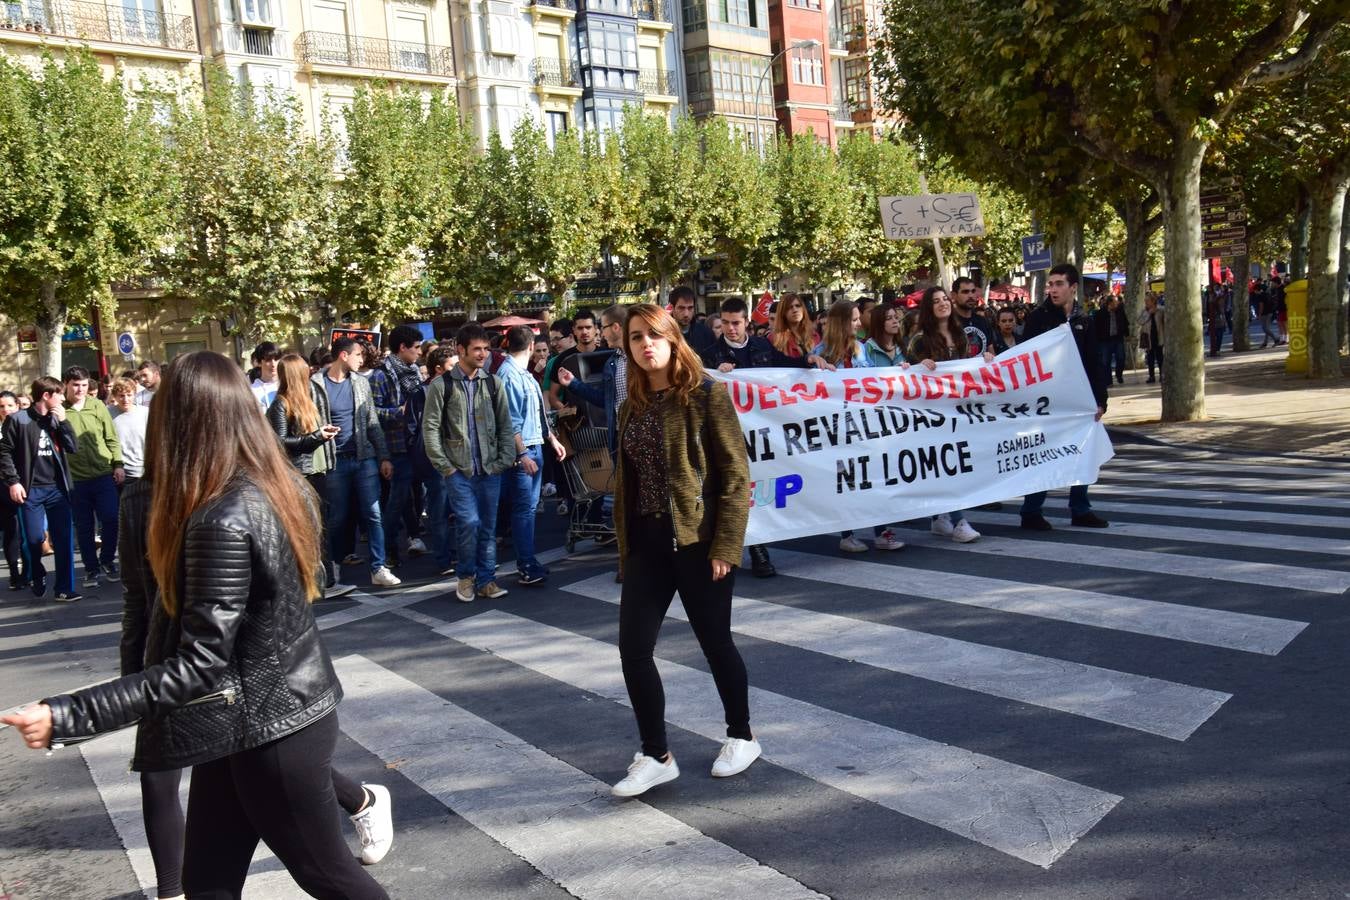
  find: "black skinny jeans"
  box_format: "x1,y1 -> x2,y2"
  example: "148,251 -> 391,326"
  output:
619,514 -> 752,760
180,712 -> 386,900
140,761 -> 366,899
0,496 -> 22,585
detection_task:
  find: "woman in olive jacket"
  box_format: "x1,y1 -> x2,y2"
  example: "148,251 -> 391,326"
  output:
608,303 -> 759,800
3,351 -> 387,900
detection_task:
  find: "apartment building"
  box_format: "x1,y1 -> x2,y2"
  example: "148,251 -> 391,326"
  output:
679,0 -> 772,147
765,0 -> 830,145
832,0 -> 885,134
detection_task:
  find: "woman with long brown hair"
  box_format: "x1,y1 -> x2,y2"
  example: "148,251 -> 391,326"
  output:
770,292 -> 813,359
3,351 -> 389,899
609,303 -> 759,798
811,299 -> 870,369
904,287 -> 982,544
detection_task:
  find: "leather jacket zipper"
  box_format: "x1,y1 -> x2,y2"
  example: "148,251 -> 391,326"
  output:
186,687 -> 237,707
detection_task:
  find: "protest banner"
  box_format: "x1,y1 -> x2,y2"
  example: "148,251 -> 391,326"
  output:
711,325 -> 1114,545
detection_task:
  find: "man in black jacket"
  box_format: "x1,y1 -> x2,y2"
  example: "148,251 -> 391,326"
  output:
1019,264 -> 1110,530
700,298 -> 828,577
671,286 -> 716,354
1092,294 -> 1130,385
0,376 -> 80,600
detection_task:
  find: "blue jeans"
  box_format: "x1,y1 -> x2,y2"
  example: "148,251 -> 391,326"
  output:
18,485 -> 75,595
1021,486 -> 1092,517
505,446 -> 547,578
421,473 -> 454,571
72,473 -> 118,575
380,454 -> 413,560
1098,338 -> 1126,382
445,471 -> 501,588
326,455 -> 386,574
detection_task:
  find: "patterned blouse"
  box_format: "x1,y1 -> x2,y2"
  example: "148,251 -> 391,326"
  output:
623,391 -> 669,517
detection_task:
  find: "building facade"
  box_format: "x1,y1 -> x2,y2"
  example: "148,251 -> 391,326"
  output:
679,0 -> 771,147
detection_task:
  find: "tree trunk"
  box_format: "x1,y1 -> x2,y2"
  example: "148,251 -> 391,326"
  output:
1121,196 -> 1150,369
1289,186 -> 1311,279
1339,199 -> 1349,352
1051,217 -> 1084,300
35,280 -> 66,379
1306,160 -> 1350,379
1159,136 -> 1207,421
1230,250 -> 1251,351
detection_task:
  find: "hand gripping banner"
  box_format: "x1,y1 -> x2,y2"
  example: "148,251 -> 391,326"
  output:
711,324 -> 1115,545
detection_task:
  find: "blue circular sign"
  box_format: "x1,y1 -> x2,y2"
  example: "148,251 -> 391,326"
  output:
117,332 -> 135,356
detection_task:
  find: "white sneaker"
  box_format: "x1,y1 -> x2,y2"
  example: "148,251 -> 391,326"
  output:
839,535 -> 869,553
406,538 -> 428,556
326,582 -> 357,598
350,783 -> 393,865
711,737 -> 762,778
951,520 -> 981,543
872,529 -> 905,551
371,567 -> 401,587
612,752 -> 679,798
930,513 -> 955,537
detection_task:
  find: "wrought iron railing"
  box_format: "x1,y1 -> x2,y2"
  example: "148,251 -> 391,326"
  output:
531,57 -> 577,87
827,25 -> 846,49
220,24 -> 287,57
0,0 -> 196,50
633,0 -> 669,22
637,67 -> 675,95
295,29 -> 455,77
833,99 -> 851,120
530,0 -> 576,9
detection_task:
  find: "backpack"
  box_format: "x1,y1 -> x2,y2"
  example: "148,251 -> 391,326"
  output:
438,370 -> 500,443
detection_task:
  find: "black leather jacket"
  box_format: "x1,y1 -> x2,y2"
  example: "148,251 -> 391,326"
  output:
265,382 -> 334,476
45,477 -> 341,771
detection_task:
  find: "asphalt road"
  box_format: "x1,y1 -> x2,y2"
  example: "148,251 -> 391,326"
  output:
1,440 -> 1348,900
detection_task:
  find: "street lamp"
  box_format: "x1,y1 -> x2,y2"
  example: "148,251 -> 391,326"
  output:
752,38 -> 820,153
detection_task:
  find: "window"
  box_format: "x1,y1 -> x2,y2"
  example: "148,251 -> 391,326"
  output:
393,12 -> 429,71
323,95 -> 353,165
787,0 -> 819,7
238,0 -> 272,25
312,1 -> 346,35
583,95 -> 630,132
790,43 -> 823,85
483,1 -> 519,56
844,56 -> 869,108
580,20 -> 636,70
681,0 -> 705,30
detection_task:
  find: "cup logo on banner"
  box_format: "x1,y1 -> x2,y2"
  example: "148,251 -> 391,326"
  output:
711,325 -> 1114,545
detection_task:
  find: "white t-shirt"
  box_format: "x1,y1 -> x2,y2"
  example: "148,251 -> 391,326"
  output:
112,405 -> 150,478
251,378 -> 280,413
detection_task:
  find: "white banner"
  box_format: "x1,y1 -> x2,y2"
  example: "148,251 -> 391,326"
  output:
879,193 -> 986,239
711,325 -> 1114,545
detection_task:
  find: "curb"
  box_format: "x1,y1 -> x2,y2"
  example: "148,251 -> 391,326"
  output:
1105,425 -> 1350,464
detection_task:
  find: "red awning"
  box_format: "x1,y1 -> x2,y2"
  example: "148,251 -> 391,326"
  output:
481,314 -> 545,330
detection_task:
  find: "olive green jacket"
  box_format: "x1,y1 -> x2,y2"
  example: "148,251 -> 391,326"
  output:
422,367 -> 516,477
614,380 -> 750,569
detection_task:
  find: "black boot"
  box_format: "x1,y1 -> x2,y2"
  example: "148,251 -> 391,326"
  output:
748,544 -> 776,578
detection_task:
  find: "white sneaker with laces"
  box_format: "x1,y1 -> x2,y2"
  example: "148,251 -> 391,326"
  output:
350,783 -> 393,865
951,520 -> 981,543
611,752 -> 679,798
930,513 -> 955,536
711,737 -> 762,778
371,567 -> 401,587
839,535 -> 869,553
872,529 -> 905,551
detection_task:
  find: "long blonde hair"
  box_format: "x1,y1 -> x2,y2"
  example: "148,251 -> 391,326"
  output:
821,300 -> 860,364
771,293 -> 812,356
624,303 -> 706,413
146,352 -> 321,615
276,353 -> 319,433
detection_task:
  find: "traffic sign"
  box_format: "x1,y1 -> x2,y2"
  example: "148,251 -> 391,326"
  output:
1020,233 -> 1051,271
116,332 -> 136,356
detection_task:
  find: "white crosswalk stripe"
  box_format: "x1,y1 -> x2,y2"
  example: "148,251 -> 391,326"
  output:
334,655 -> 826,900
434,610 -> 1122,868
1089,483 -> 1350,511
894,530 -> 1350,594
1102,468 -> 1347,492
1053,499 -> 1350,530
960,512 -> 1350,556
561,573 -> 1230,740
767,550 -> 1306,655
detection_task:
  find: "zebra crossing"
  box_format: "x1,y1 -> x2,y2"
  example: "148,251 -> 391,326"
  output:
41,446 -> 1350,896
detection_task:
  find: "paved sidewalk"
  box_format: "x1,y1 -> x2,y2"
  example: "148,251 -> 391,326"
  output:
1103,343 -> 1350,458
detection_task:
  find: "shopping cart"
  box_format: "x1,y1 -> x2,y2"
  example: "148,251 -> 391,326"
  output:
554,415 -> 616,553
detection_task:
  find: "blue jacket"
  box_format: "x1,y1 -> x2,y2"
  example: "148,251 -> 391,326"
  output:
812,341 -> 872,369
862,338 -> 905,368
565,350 -> 620,455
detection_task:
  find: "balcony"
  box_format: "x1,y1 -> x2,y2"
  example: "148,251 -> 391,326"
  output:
529,0 -> 576,8
220,24 -> 287,57
295,30 -> 455,78
0,0 -> 196,51
637,67 -> 675,95
531,57 -> 578,88
633,0 -> 669,22
827,25 -> 846,51
832,99 -> 851,121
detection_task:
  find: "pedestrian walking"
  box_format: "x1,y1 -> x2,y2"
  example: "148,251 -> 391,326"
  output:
1137,293 -> 1166,383
1,351 -> 390,899
1092,295 -> 1129,385
368,325 -> 428,568
422,322 -> 517,603
0,377 -> 78,601
0,391 -> 25,590
1019,264 -> 1110,530
610,303 -> 759,799
313,337 -> 400,588
63,366 -> 124,588
108,378 -> 148,489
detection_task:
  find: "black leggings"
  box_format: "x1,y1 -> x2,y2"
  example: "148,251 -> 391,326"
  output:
0,497 -> 22,584
141,762 -> 367,899
619,515 -> 751,760
177,712 -> 386,900
306,473 -> 336,588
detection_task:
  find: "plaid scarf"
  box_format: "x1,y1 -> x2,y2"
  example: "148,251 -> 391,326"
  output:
382,354 -> 423,408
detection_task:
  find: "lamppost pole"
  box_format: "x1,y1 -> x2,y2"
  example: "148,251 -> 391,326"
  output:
752,38 -> 820,153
